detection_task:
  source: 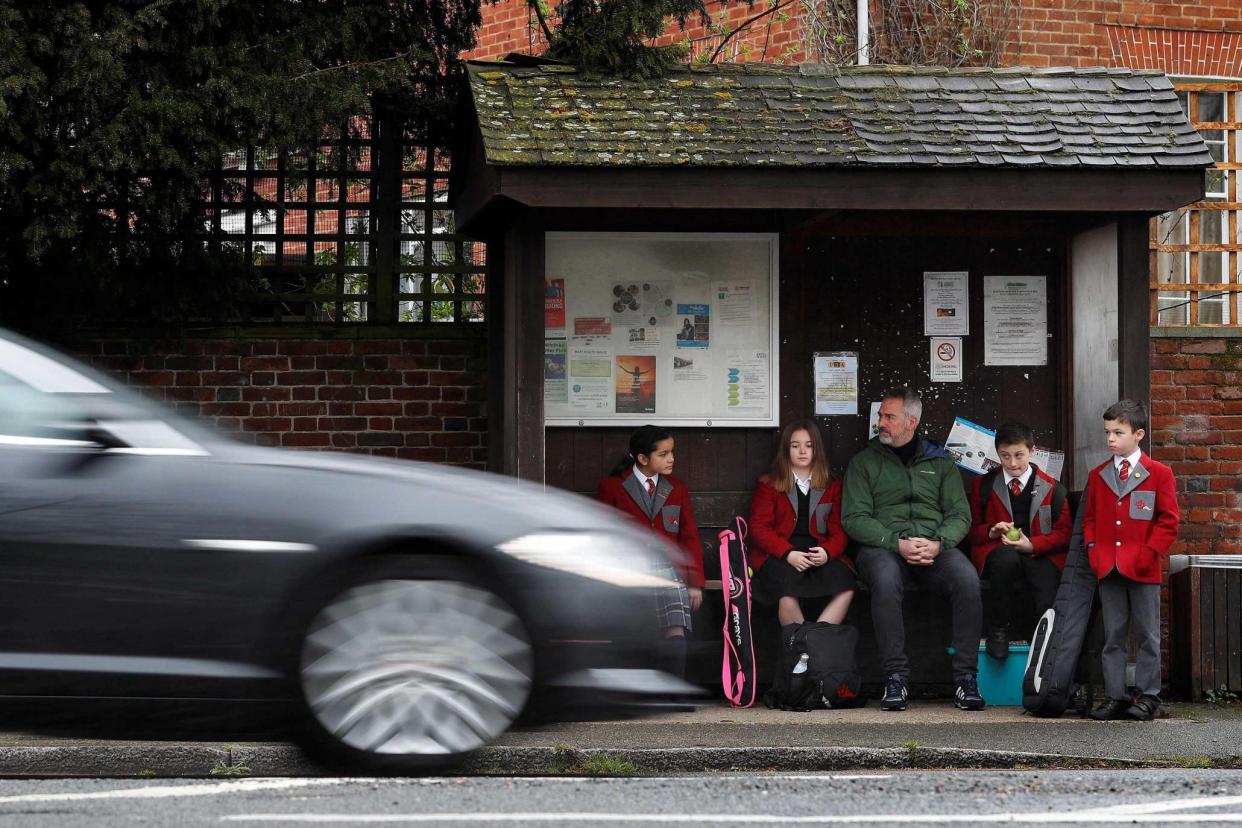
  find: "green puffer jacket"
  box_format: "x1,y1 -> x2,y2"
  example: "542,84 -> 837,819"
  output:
841,436 -> 972,553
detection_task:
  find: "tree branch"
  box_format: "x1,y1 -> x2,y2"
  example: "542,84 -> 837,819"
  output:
710,0 -> 797,63
288,53 -> 410,82
527,0 -> 556,43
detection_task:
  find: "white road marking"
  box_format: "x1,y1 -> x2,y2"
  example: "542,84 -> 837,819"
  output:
0,778 -> 346,804
219,812 -> 1242,824
1079,795 -> 1242,815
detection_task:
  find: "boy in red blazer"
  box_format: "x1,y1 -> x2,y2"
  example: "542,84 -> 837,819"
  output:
1082,400 -> 1180,722
968,422 -> 1072,661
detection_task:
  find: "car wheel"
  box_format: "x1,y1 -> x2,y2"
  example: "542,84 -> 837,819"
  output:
298,567 -> 534,771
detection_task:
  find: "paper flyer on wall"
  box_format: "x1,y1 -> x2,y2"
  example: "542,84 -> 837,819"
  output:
723,349 -> 769,411
623,324 -> 660,350
1031,447 -> 1065,482
615,355 -> 656,414
671,353 -> 711,411
923,271 -> 969,336
675,303 -> 710,348
544,278 -> 566,337
984,276 -> 1047,366
544,339 -> 567,405
945,417 -> 1001,474
573,316 -> 612,338
714,281 -> 756,326
610,281 -> 674,326
813,351 -> 859,416
929,336 -> 963,383
868,401 -> 882,439
568,345 -> 612,378
569,378 -> 610,412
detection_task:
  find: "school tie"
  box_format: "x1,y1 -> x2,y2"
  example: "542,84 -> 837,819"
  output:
1009,478 -> 1023,498
646,478 -> 656,499
1119,459 -> 1131,482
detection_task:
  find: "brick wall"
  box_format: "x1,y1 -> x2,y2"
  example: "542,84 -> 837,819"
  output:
1150,338 -> 1242,556
466,0 -> 806,64
83,335 -> 489,469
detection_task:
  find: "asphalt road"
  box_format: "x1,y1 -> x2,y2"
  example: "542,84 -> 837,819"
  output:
1,770 -> 1242,827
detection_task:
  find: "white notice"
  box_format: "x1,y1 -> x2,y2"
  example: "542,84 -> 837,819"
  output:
813,351 -> 859,416
945,417 -> 1001,475
984,276 -> 1047,366
924,271 -> 969,336
715,281 -> 757,327
929,337 -> 963,383
723,349 -> 769,411
1032,447 -> 1066,482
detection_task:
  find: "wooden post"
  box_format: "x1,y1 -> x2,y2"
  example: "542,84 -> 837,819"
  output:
1117,214 -> 1151,442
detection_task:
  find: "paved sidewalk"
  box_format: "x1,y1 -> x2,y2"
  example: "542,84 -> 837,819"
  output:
0,701 -> 1238,777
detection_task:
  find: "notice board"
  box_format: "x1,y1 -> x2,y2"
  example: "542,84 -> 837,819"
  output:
544,232 -> 779,427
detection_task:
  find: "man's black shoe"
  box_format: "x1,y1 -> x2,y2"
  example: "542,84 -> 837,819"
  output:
954,674 -> 986,710
1090,698 -> 1131,720
880,673 -> 908,711
1126,694 -> 1161,721
985,627 -> 1010,661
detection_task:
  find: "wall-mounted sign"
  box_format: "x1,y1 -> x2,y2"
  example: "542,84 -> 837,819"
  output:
924,271 -> 969,336
929,336 -> 963,383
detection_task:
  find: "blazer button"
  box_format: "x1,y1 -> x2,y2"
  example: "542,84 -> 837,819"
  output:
1116,520 -> 1122,526
1117,501 -> 1123,507
1115,541 -> 1122,546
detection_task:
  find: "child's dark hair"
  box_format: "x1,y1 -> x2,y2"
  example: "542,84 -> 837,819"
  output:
610,424 -> 673,476
994,421 -> 1034,450
1103,399 -> 1148,432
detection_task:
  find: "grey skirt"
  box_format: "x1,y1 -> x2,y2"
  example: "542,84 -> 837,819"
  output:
653,563 -> 692,632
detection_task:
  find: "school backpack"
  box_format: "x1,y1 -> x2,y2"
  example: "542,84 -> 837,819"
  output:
764,621 -> 866,711
718,516 -> 757,708
1022,507 -> 1097,717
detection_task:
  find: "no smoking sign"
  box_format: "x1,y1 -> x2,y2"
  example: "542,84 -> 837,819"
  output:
930,336 -> 963,383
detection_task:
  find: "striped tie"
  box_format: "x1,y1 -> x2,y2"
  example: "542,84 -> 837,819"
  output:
1119,459 -> 1131,482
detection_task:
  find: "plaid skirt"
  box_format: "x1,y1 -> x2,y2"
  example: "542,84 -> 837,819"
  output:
653,563 -> 692,632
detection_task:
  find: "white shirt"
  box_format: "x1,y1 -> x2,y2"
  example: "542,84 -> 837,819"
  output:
1005,466 -> 1033,492
633,464 -> 659,496
793,474 -> 811,496
1114,449 -> 1141,474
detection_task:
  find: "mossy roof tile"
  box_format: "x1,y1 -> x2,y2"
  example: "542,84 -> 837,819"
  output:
467,62 -> 1212,169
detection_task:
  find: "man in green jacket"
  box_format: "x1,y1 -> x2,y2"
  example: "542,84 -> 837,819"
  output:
842,387 -> 984,712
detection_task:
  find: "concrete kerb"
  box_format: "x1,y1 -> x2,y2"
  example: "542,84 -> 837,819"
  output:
0,743 -> 1221,779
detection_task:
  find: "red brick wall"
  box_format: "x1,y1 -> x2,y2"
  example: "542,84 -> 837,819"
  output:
1150,338 -> 1242,555
466,0 -> 806,64
84,336 -> 488,469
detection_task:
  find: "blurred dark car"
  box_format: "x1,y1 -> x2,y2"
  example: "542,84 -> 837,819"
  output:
0,328 -> 688,770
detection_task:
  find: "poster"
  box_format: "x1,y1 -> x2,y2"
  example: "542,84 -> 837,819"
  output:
568,345 -> 612,378
715,281 -> 756,326
544,278 -> 566,336
924,271 -> 969,336
624,324 -> 660,350
945,417 -> 1001,474
671,353 -> 711,411
723,350 -> 769,410
610,281 -> 674,325
929,336 -> 963,383
1032,447 -> 1066,482
569,378 -> 610,412
868,401 -> 882,439
984,276 -> 1047,366
675,303 -> 710,348
544,339 -> 566,404
812,351 -> 859,416
573,316 -> 612,337
616,355 -> 656,414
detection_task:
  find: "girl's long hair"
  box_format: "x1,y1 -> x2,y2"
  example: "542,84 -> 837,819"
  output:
609,424 -> 673,477
761,419 -> 831,493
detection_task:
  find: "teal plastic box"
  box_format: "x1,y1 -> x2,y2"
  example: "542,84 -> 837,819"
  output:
978,643 -> 1030,706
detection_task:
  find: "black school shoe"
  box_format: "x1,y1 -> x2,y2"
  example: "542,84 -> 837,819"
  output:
954,674 -> 986,710
985,626 -> 1010,661
1090,698 -> 1132,720
1127,694 -> 1161,721
880,673 -> 909,711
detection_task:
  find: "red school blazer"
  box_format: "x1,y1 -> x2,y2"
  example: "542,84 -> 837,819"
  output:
1081,453 -> 1180,585
967,465 -> 1072,574
597,469 -> 705,588
747,477 -> 849,575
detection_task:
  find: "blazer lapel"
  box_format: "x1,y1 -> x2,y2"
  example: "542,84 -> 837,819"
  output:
1099,461 -> 1124,498
1029,469 -> 1052,527
652,478 -> 674,513
623,473 -> 657,520
1119,457 -> 1150,499
808,487 -> 825,516
786,486 -> 799,516
991,472 -> 1013,518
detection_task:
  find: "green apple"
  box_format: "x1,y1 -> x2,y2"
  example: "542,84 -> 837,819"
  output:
1005,527 -> 1022,542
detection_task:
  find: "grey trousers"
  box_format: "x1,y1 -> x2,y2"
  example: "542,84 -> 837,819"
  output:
1099,571 -> 1161,701
855,544 -> 982,680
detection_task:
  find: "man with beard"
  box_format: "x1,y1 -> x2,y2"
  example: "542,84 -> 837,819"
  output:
841,387 -> 984,712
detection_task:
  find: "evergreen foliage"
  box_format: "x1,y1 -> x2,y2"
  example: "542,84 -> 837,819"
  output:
0,1 -> 481,331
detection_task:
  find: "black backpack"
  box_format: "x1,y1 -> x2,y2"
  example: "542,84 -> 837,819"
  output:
764,621 -> 866,711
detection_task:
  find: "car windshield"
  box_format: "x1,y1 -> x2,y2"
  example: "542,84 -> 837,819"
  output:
0,333 -> 218,452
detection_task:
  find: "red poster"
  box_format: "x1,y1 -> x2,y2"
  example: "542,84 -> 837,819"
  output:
544,278 -> 565,331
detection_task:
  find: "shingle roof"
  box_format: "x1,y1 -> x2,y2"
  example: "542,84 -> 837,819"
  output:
467,62 -> 1213,169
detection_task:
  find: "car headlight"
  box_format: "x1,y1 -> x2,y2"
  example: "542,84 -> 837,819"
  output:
497,532 -> 677,589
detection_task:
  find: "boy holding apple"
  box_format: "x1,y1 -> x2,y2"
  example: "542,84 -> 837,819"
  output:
1082,400 -> 1180,721
967,421 -> 1072,661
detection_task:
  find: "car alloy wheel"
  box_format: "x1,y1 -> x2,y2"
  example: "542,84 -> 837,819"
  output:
300,578 -> 533,758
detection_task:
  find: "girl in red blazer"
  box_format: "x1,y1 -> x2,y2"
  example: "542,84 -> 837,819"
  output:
748,419 -> 855,626
597,425 -> 704,679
